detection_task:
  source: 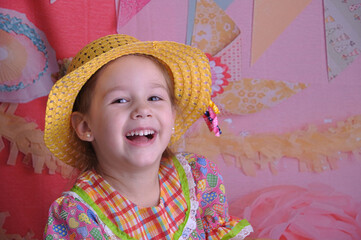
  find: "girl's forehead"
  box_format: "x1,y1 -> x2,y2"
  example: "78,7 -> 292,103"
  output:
94,57 -> 169,89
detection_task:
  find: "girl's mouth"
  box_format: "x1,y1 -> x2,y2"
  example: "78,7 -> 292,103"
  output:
126,129 -> 155,142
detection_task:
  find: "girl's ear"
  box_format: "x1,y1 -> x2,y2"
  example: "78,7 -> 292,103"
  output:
71,112 -> 93,142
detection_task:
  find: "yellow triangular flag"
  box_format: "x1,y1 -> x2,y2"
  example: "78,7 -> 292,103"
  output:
251,0 -> 312,65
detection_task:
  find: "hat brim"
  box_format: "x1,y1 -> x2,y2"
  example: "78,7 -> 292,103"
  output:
44,40 -> 212,168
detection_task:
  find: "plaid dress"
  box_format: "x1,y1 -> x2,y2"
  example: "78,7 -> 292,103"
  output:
44,153 -> 252,239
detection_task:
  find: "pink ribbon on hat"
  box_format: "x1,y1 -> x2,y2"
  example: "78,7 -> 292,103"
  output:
203,101 -> 222,137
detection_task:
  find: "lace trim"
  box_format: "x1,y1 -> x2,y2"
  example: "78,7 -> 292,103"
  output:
175,153 -> 199,239
231,225 -> 253,240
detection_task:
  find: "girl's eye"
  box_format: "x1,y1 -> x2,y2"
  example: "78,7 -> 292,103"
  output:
149,96 -> 161,101
112,98 -> 127,104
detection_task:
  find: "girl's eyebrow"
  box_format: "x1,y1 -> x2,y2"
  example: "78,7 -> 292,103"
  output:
149,82 -> 168,90
103,86 -> 127,96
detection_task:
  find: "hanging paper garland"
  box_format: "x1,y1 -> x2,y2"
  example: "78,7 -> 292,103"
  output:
174,115 -> 361,176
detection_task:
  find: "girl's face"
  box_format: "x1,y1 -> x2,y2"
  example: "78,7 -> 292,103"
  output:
78,55 -> 176,172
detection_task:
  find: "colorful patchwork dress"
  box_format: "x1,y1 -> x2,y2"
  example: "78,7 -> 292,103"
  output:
44,153 -> 253,239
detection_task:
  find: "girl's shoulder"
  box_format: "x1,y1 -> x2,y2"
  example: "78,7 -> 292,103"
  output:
45,193 -> 106,239
48,193 -> 93,218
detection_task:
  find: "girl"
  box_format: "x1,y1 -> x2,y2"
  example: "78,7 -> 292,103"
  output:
44,34 -> 252,239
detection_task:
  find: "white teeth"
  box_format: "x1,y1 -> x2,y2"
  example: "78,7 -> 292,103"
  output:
126,130 -> 155,137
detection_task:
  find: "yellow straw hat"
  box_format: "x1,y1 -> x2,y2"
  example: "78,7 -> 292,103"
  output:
44,34 -> 220,168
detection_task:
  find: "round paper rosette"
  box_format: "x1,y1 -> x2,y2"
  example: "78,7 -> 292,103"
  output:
0,8 -> 58,103
206,53 -> 230,98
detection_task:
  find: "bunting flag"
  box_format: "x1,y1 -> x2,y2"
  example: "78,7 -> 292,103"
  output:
190,0 -> 240,56
115,0 -> 151,29
324,0 -> 361,81
251,0 -> 311,65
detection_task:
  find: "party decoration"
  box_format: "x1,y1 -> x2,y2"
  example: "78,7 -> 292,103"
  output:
207,53 -> 230,98
324,0 -> 361,81
229,184 -> 361,239
213,0 -> 234,10
51,57 -> 73,81
0,212 -> 36,239
0,8 -> 58,103
0,103 -> 73,177
251,0 -> 312,65
214,35 -> 242,83
0,30 -> 27,84
174,115 -> 361,176
212,78 -> 307,115
115,0 -> 151,29
207,36 -> 307,116
190,0 -> 240,55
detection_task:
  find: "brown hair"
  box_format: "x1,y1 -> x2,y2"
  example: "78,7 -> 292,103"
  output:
72,54 -> 177,171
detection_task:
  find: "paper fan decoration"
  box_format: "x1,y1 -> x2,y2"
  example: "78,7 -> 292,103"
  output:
0,8 -> 58,103
0,30 -> 27,83
206,53 -> 230,97
212,78 -> 308,115
190,0 -> 240,55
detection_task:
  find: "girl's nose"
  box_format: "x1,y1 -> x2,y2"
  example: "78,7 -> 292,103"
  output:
131,103 -> 152,119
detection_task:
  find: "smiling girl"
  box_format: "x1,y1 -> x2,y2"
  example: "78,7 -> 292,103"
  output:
43,34 -> 252,239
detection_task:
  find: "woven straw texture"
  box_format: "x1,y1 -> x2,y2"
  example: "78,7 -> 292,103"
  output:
44,34 -> 213,168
